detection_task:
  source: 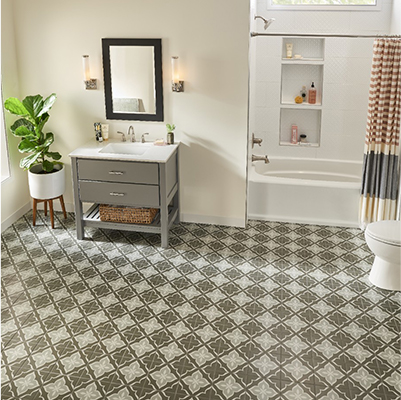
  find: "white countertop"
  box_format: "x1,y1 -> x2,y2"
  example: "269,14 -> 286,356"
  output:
69,139 -> 179,163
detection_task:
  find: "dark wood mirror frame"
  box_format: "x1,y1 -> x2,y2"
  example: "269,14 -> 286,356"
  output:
102,38 -> 164,121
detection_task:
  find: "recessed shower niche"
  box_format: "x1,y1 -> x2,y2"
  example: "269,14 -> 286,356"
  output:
279,37 -> 325,147
280,108 -> 321,146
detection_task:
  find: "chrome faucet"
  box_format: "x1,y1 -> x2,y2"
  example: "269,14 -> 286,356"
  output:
141,133 -> 149,143
252,133 -> 263,148
252,154 -> 270,164
117,131 -> 126,142
127,125 -> 135,142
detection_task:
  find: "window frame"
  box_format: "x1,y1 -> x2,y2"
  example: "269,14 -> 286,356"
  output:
267,0 -> 381,12
1,89 -> 11,183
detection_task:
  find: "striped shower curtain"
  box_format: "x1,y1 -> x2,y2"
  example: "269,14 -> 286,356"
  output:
359,38 -> 401,229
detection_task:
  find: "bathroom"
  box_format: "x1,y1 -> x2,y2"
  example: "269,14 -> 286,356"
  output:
1,0 -> 400,399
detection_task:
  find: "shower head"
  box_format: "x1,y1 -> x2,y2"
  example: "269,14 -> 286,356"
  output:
264,18 -> 275,29
254,15 -> 275,30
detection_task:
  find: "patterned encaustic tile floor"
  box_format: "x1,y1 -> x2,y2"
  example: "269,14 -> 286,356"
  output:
1,210 -> 400,400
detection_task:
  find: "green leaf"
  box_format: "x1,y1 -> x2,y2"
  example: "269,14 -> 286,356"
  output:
18,139 -> 37,153
20,153 -> 41,170
37,113 -> 50,134
42,132 -> 54,147
38,93 -> 56,117
22,95 -> 44,120
42,160 -> 54,172
46,151 -> 62,160
10,118 -> 35,135
4,98 -> 29,117
14,125 -> 36,138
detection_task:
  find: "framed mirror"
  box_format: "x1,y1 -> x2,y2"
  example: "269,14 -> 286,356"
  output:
102,38 -> 163,121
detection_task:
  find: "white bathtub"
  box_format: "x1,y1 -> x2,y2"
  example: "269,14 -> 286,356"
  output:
248,158 -> 363,227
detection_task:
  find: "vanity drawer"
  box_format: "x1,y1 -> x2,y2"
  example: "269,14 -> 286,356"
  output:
79,181 -> 160,207
78,159 -> 159,184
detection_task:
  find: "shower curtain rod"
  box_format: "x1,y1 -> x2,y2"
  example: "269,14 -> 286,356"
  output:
251,32 -> 401,38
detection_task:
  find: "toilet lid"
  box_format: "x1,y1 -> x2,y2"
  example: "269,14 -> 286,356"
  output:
366,220 -> 401,246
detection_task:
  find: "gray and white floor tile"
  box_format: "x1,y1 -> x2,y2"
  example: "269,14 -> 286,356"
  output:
1,210 -> 400,399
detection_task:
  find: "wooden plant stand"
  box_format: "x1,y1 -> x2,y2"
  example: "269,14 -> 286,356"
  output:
32,195 -> 67,229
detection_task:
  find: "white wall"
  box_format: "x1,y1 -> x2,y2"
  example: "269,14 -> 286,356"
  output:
1,0 -> 32,231
251,0 -> 393,162
390,0 -> 401,34
2,0 -> 250,228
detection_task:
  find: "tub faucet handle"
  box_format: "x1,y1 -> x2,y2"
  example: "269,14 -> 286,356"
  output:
252,133 -> 263,148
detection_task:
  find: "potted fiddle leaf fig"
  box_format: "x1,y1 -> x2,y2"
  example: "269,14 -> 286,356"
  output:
4,93 -> 65,200
166,123 -> 175,145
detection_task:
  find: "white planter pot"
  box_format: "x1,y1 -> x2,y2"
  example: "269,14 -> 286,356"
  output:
28,164 -> 65,200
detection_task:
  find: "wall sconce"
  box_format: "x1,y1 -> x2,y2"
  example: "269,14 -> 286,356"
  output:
82,55 -> 97,90
171,56 -> 184,92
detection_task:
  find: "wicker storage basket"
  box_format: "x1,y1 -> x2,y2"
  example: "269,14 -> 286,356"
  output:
99,204 -> 158,224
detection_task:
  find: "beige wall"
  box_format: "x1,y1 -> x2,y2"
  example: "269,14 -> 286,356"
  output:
1,0 -> 32,230
2,0 -> 250,229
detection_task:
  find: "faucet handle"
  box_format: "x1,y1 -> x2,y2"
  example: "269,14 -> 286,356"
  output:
252,133 -> 263,148
141,133 -> 149,143
117,131 -> 126,142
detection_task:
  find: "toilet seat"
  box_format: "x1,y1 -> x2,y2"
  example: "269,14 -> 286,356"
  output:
365,220 -> 401,247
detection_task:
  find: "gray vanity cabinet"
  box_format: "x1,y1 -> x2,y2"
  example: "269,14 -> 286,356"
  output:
70,148 -> 179,248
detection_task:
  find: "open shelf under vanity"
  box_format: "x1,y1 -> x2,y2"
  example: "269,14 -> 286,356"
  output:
83,203 -> 178,234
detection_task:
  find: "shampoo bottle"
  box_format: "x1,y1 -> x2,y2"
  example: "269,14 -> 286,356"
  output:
286,43 -> 293,59
308,82 -> 317,105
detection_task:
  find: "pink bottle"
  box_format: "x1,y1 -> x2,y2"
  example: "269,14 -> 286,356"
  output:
291,125 -> 298,144
308,82 -> 317,104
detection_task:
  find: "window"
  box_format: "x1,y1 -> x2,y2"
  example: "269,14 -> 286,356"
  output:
268,0 -> 380,11
1,91 -> 11,183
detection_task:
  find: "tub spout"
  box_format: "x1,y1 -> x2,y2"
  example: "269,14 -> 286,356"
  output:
252,154 -> 270,164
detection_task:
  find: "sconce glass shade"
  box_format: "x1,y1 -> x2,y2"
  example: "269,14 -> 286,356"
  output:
171,56 -> 179,83
171,56 -> 184,92
83,55 -> 91,81
82,55 -> 97,90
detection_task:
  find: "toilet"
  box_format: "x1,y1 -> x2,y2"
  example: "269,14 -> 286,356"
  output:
365,220 -> 401,291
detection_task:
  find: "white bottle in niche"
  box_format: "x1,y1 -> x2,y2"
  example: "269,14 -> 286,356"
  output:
291,125 -> 298,144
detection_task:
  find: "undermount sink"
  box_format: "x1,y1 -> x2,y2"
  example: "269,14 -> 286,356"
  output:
99,143 -> 149,156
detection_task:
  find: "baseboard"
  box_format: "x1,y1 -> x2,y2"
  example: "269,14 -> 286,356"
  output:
1,202 -> 32,233
35,201 -> 89,213
248,213 -> 359,228
16,203 -> 247,228
180,213 -> 246,228
4,205 -> 358,232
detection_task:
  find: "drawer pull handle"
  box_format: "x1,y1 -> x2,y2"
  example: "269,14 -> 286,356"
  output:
109,171 -> 124,175
109,192 -> 125,197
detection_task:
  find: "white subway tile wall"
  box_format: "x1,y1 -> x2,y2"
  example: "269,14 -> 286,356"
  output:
251,1 -> 392,161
